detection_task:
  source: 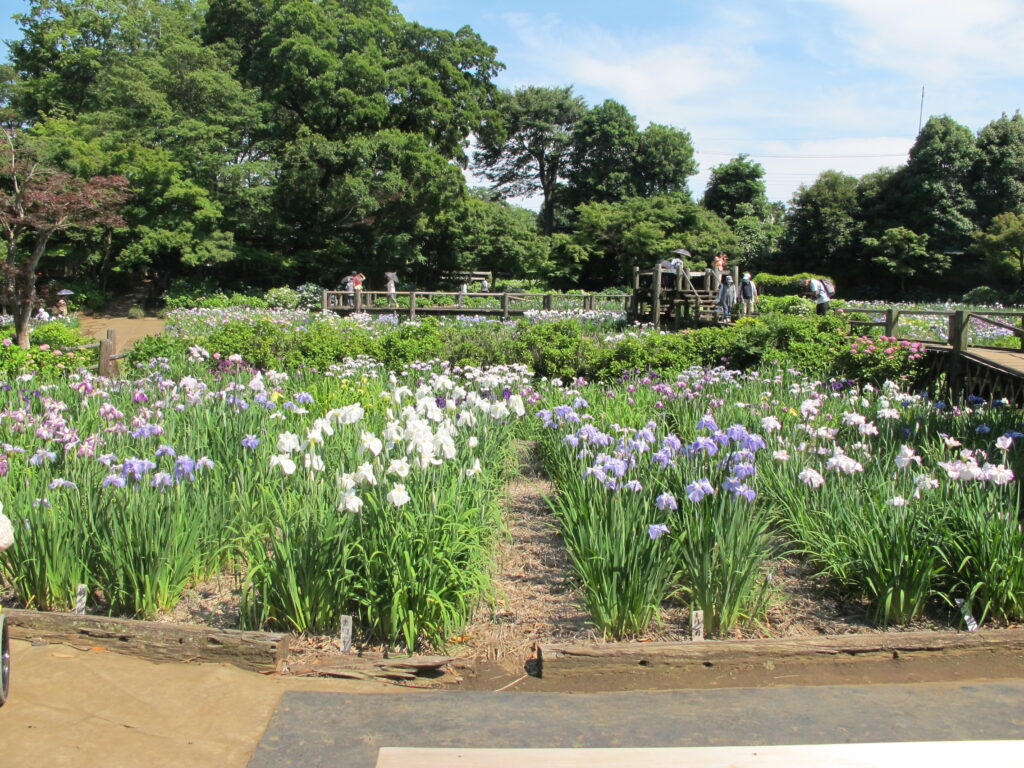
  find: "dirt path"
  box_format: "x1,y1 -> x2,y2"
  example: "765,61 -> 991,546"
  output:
4,639 -> 395,768
76,314 -> 166,351
465,444 -> 591,671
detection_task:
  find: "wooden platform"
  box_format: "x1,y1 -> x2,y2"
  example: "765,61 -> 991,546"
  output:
377,741 -> 1023,768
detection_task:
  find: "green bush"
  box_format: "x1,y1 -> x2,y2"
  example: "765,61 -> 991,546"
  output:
29,321 -> 92,350
961,286 -> 1004,305
518,319 -> 599,380
265,287 -> 301,309
442,323 -> 528,368
295,283 -> 327,311
124,335 -> 192,370
756,295 -> 814,315
754,272 -> 833,297
379,319 -> 446,368
205,319 -> 288,369
294,323 -> 380,370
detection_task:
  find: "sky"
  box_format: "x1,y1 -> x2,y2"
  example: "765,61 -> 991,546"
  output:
3,0 -> 1024,206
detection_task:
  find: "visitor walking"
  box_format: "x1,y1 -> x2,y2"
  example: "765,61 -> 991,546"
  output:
385,271 -> 398,307
805,277 -> 831,315
739,272 -> 758,317
342,273 -> 355,307
717,274 -> 737,323
712,252 -> 727,291
480,277 -> 489,292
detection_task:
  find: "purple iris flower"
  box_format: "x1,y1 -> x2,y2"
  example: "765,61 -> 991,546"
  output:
648,523 -> 670,541
656,492 -> 678,511
726,424 -> 750,442
282,401 -> 298,411
625,479 -> 643,493
29,449 -> 57,466
572,396 -> 589,409
435,396 -> 447,409
563,434 -> 580,447
122,457 -> 157,480
132,389 -> 149,403
686,478 -> 716,503
131,423 -> 162,439
662,434 -> 683,454
721,476 -> 742,493
742,434 -> 767,452
689,436 -> 718,456
241,434 -> 260,449
294,392 -> 314,404
102,474 -> 126,489
651,449 -> 675,469
196,456 -> 215,471
49,478 -> 77,490
155,444 -> 176,458
696,413 -> 718,432
151,472 -> 174,488
174,456 -> 196,481
733,463 -> 757,480
736,485 -> 756,503
98,452 -> 118,467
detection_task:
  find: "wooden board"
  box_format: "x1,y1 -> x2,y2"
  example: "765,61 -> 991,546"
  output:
537,628 -> 1024,678
7,608 -> 289,672
376,741 -> 1023,768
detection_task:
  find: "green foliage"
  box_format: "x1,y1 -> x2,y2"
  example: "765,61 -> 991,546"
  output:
702,154 -> 768,222
124,334 -> 192,370
961,286 -> 1004,304
264,286 -> 301,309
753,272 -> 832,296
863,227 -> 948,292
755,295 -> 814,315
833,334 -> 928,385
970,211 -> 1024,286
780,170 -> 860,278
127,305 -> 146,319
970,112 -> 1024,228
378,319 -> 446,368
29,321 -> 92,350
518,320 -> 599,379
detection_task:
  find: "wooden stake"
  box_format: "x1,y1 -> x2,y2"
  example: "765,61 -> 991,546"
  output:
75,584 -> 87,615
690,609 -> 705,642
339,614 -> 353,653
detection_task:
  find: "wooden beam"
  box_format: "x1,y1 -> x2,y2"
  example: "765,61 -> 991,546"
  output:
6,608 -> 290,672
376,742 -> 1024,768
536,628 -> 1024,679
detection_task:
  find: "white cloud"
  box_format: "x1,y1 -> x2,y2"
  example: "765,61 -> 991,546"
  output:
808,0 -> 1024,80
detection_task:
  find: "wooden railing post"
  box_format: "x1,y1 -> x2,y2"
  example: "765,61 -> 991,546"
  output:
948,310 -> 969,402
543,294 -> 553,311
501,293 -> 509,321
98,337 -> 113,377
884,308 -> 898,337
408,292 -> 417,321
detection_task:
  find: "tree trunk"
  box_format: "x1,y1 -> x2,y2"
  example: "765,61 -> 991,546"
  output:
12,230 -> 52,349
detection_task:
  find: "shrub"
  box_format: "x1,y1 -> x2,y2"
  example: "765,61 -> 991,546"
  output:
265,287 -> 301,309
756,295 -> 813,315
961,286 -> 1004,305
295,283 -> 327,311
754,272 -> 833,297
124,334 -> 192,370
29,321 -> 92,350
378,319 -> 445,368
518,319 -> 598,379
127,305 -> 145,319
833,334 -> 928,384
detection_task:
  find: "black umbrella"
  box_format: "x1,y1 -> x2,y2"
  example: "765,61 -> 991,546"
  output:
384,271 -> 398,282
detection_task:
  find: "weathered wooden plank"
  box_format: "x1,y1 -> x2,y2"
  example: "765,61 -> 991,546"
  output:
537,629 -> 1024,678
287,654 -> 454,683
376,742 -> 1024,768
6,608 -> 289,672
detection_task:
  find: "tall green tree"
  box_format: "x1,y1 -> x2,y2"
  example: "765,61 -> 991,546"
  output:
702,154 -> 767,222
781,170 -> 860,277
473,85 -> 586,236
633,122 -> 697,197
970,211 -> 1024,288
971,112 -> 1024,227
565,99 -> 639,207
898,115 -> 978,252
862,226 -> 948,294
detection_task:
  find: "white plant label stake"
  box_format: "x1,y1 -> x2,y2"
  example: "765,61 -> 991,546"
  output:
75,584 -> 87,615
955,598 -> 979,632
691,609 -> 705,642
339,614 -> 353,653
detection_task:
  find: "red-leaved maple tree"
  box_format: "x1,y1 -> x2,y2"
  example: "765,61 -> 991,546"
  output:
1,127 -> 131,348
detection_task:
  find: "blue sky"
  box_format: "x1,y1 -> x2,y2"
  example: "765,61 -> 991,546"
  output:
4,0 -> 1024,205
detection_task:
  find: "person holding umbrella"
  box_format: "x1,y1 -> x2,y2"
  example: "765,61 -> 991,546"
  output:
54,288 -> 74,317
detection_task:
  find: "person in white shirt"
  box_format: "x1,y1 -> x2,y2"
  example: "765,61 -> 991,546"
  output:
805,278 -> 830,315
739,272 -> 758,316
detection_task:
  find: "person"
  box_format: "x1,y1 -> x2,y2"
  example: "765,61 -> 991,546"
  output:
385,273 -> 398,307
54,298 -> 69,317
717,274 -> 737,323
712,252 -> 727,291
805,277 -> 830,315
342,274 -> 355,307
480,277 -> 489,293
739,272 -> 758,317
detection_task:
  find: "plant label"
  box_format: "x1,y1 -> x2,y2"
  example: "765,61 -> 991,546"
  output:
691,609 -> 705,641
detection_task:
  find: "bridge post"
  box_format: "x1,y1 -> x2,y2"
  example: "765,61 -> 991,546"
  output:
652,263 -> 662,330
884,308 -> 898,337
948,310 -> 969,401
544,294 -> 553,311
408,292 -> 417,321
501,293 -> 509,321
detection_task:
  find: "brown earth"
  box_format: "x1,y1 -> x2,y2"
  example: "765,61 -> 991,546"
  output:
76,314 -> 166,352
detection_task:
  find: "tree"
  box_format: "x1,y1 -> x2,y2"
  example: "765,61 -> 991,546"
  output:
971,112 -> 1024,228
448,191 -> 550,278
862,227 -> 948,294
473,86 -> 586,236
702,154 -> 767,222
565,99 -> 639,207
1,127 -> 130,347
970,211 -> 1024,287
632,122 -> 697,197
898,115 -> 978,252
782,170 -> 860,277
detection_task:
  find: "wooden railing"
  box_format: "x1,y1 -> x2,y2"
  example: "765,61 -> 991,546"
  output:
72,328 -> 126,376
322,290 -> 631,320
847,307 -> 1024,351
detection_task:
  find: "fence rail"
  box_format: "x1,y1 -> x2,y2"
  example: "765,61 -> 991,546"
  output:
322,290 -> 631,320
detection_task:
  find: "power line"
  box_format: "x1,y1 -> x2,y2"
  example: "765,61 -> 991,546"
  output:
697,151 -> 908,159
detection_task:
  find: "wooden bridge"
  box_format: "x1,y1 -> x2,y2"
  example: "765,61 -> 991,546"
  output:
628,264 -> 737,328
850,307 -> 1024,402
322,289 -> 631,320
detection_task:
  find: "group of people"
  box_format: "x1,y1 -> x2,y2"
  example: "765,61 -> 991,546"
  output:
716,271 -> 759,322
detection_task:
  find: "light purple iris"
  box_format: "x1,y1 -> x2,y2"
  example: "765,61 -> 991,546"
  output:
196,456 -> 215,471
686,478 -> 716,502
241,434 -> 260,449
625,479 -> 643,493
155,444 -> 176,458
648,523 -> 670,541
29,449 -> 57,466
696,413 -> 718,432
102,474 -> 126,488
656,492 -> 678,511
294,391 -> 315,404
122,457 -> 157,480
151,472 -> 174,488
48,478 -> 77,490
174,455 -> 196,481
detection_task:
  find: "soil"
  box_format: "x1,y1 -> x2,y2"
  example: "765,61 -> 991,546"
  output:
76,313 -> 166,351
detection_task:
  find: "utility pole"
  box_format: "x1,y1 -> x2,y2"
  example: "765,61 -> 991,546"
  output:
918,86 -> 925,133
